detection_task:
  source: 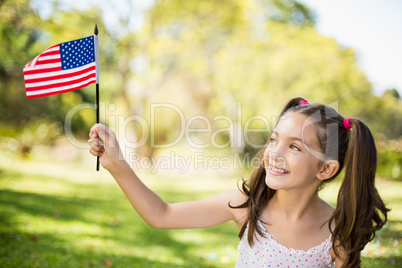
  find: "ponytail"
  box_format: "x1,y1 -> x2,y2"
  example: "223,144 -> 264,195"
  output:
328,119 -> 389,267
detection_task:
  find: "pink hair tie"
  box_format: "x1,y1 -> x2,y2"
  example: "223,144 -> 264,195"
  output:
344,118 -> 352,130
300,100 -> 310,106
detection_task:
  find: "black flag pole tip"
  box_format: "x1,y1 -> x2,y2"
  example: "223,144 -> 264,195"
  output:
94,24 -> 98,35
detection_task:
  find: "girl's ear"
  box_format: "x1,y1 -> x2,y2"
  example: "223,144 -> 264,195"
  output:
317,160 -> 340,181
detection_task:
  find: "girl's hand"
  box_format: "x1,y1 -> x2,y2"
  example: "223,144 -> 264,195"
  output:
88,124 -> 123,171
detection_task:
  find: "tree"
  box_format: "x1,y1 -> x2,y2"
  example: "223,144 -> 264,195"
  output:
0,0 -> 49,125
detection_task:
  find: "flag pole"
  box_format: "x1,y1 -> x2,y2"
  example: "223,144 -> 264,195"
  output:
94,24 -> 100,171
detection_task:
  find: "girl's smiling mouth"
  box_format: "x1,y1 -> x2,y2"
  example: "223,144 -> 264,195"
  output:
268,165 -> 289,175
266,154 -> 289,175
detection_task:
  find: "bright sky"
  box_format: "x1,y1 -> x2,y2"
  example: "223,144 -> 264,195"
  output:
298,0 -> 402,95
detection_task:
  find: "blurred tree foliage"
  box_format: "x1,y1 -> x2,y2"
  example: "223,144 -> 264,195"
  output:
0,0 -> 48,124
0,0 -> 401,178
130,0 -> 401,160
0,0 -> 117,139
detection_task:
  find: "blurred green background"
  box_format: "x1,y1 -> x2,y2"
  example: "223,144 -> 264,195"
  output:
0,0 -> 401,267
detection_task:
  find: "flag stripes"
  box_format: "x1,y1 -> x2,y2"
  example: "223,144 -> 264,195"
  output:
25,71 -> 96,91
23,36 -> 96,99
24,66 -> 96,84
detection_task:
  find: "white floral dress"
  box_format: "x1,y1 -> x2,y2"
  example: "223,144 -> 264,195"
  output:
236,222 -> 334,268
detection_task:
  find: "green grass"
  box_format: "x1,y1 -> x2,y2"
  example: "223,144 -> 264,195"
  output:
0,155 -> 401,267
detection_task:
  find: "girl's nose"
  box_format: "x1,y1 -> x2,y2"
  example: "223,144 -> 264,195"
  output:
264,150 -> 281,164
266,143 -> 286,156
264,144 -> 286,165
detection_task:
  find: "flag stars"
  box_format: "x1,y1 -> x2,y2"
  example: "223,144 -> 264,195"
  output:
60,36 -> 95,70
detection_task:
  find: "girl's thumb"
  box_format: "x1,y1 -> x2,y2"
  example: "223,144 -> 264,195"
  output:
97,123 -> 112,147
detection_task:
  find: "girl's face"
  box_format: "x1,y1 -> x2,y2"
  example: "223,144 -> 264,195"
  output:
263,111 -> 324,191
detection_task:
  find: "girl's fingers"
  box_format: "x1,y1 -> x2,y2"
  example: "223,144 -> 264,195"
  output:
88,124 -> 106,157
88,138 -> 104,152
89,124 -> 99,138
89,148 -> 103,157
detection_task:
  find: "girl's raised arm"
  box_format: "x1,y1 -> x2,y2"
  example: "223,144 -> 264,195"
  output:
88,124 -> 246,229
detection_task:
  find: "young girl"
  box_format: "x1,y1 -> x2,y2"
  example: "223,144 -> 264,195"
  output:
88,97 -> 389,267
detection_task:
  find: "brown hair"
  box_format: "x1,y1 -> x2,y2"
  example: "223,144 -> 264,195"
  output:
230,97 -> 389,267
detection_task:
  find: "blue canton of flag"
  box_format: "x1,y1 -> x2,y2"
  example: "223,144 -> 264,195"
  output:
60,36 -> 95,70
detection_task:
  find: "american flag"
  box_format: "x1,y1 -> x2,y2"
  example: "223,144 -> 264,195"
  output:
23,36 -> 97,99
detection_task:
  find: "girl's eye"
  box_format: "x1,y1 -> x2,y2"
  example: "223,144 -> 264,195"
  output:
291,145 -> 301,151
269,137 -> 277,144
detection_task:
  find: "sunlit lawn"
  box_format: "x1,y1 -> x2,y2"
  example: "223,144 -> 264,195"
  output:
0,154 -> 400,267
